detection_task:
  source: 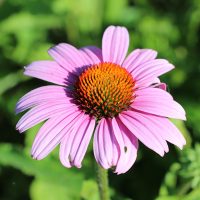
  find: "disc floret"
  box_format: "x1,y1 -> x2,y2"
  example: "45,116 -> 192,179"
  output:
74,62 -> 135,119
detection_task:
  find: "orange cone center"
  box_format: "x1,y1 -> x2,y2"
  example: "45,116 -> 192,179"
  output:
74,62 -> 135,119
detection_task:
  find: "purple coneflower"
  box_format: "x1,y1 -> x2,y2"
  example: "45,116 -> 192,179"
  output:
16,26 -> 186,174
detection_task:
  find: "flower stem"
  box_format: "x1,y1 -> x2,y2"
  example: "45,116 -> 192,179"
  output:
93,119 -> 110,200
96,164 -> 110,200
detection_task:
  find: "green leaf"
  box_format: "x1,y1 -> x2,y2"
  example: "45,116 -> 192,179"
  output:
159,163 -> 181,196
179,144 -> 200,189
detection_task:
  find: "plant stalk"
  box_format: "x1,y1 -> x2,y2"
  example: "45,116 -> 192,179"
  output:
96,164 -> 110,200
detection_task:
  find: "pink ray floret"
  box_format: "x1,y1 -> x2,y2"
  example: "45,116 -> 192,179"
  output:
16,25 -> 186,174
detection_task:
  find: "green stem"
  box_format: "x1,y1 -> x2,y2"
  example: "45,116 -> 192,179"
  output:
93,119 -> 110,200
96,164 -> 110,200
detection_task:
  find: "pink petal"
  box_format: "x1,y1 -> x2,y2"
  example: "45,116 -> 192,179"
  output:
119,111 -> 166,156
157,83 -> 167,90
132,87 -> 186,120
112,118 -> 138,174
131,59 -> 174,88
94,119 -> 120,169
102,26 -> 129,65
59,127 -> 75,168
68,116 -> 95,168
79,46 -> 103,64
59,113 -> 87,168
123,49 -> 157,71
93,119 -> 110,169
31,110 -> 82,160
128,111 -> 169,152
102,119 -> 114,166
24,61 -> 72,85
16,101 -> 78,133
105,119 -> 120,167
145,115 -> 186,149
48,43 -> 87,75
152,77 -> 161,84
149,78 -> 167,91
135,87 -> 173,100
16,85 -> 70,113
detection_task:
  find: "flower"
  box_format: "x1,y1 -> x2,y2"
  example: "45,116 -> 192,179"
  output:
16,25 -> 186,174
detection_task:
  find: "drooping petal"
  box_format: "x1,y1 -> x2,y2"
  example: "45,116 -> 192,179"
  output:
72,118 -> 95,167
132,87 -> 186,120
119,111 -> 166,156
48,43 -> 88,75
60,114 -> 90,168
60,115 -> 95,168
105,119 -> 120,167
111,118 -> 138,174
59,115 -> 86,168
59,127 -> 75,168
128,111 -> 169,152
16,85 -> 70,113
24,61 -> 70,85
145,115 -> 186,149
131,59 -> 174,88
31,110 -> 82,160
123,49 -> 157,71
79,46 -> 103,64
93,119 -> 110,169
16,101 -> 78,133
102,26 -> 129,65
69,117 -> 95,168
102,119 -> 114,166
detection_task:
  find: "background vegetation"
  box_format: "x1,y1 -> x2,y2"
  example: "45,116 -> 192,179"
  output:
0,0 -> 200,199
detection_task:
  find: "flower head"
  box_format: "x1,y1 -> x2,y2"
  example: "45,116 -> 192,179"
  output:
16,26 -> 186,174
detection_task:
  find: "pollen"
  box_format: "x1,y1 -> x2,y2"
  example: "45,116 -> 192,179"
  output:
74,62 -> 135,119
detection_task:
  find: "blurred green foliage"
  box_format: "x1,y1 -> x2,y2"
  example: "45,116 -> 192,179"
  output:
0,0 -> 200,199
